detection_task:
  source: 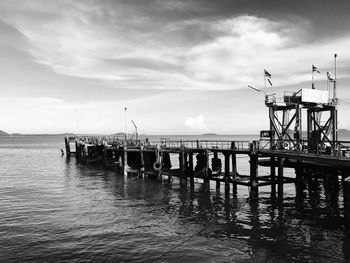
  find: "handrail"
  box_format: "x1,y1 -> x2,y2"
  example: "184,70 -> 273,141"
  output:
160,140 -> 250,150
258,138 -> 350,157
67,135 -> 350,157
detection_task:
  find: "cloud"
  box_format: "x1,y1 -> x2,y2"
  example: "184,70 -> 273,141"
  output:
186,15 -> 305,84
185,115 -> 207,130
2,0 -> 350,93
2,1 -> 350,135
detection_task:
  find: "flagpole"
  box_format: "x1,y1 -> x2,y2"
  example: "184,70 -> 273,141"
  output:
327,76 -> 329,99
334,54 -> 337,103
312,64 -> 314,89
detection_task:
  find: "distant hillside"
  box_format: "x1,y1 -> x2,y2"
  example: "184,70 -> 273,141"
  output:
338,129 -> 350,139
11,133 -> 75,136
0,132 -> 75,137
0,130 -> 9,136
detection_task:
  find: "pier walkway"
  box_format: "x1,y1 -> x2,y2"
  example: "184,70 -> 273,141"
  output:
65,135 -> 350,225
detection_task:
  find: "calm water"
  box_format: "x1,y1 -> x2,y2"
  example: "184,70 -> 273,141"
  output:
0,135 -> 349,262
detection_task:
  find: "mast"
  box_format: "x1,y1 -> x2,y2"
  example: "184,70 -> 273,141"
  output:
312,64 -> 314,89
334,53 -> 338,143
334,54 -> 337,104
264,71 -> 267,96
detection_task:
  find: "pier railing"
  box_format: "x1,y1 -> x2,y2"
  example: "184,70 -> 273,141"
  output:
69,136 -> 251,151
74,136 -> 140,146
158,140 -> 250,150
68,135 -> 350,157
258,138 -> 350,157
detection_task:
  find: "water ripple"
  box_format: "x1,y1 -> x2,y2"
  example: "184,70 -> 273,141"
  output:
0,137 -> 349,262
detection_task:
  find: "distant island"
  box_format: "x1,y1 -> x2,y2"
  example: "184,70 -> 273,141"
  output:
339,129 -> 350,138
0,130 -> 139,137
0,130 -> 9,136
0,130 -> 75,137
0,129 -> 350,138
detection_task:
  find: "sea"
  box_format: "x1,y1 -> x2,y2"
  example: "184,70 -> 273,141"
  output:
0,135 -> 349,263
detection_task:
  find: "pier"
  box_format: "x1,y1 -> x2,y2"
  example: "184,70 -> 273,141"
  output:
65,80 -> 350,226
65,134 -> 350,226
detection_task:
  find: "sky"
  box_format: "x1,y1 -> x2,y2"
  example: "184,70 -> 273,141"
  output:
1,0 -> 350,135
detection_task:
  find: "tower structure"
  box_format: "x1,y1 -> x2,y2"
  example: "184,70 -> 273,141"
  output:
265,85 -> 337,154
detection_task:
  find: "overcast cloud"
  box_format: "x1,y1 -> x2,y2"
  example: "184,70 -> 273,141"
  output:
1,0 -> 350,134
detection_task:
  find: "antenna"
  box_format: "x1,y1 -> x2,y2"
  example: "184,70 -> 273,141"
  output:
131,120 -> 138,141
334,53 -> 337,104
248,85 -> 262,92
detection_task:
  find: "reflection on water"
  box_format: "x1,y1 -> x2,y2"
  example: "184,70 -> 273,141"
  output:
0,137 -> 349,262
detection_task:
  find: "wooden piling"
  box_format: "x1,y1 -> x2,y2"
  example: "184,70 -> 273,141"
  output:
123,147 -> 128,176
270,156 -> 276,198
75,141 -> 80,161
216,180 -> 220,192
224,152 -> 230,198
344,175 -> 350,226
204,149 -> 210,189
140,146 -> 145,174
249,153 -> 258,200
231,142 -> 237,195
248,142 -> 259,200
188,152 -> 194,190
212,151 -> 220,190
64,137 -> 71,156
277,157 -> 284,200
179,149 -> 187,187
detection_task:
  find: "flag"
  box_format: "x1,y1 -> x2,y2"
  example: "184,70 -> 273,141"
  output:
327,71 -> 334,81
312,64 -> 320,73
267,78 -> 273,86
264,69 -> 271,78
